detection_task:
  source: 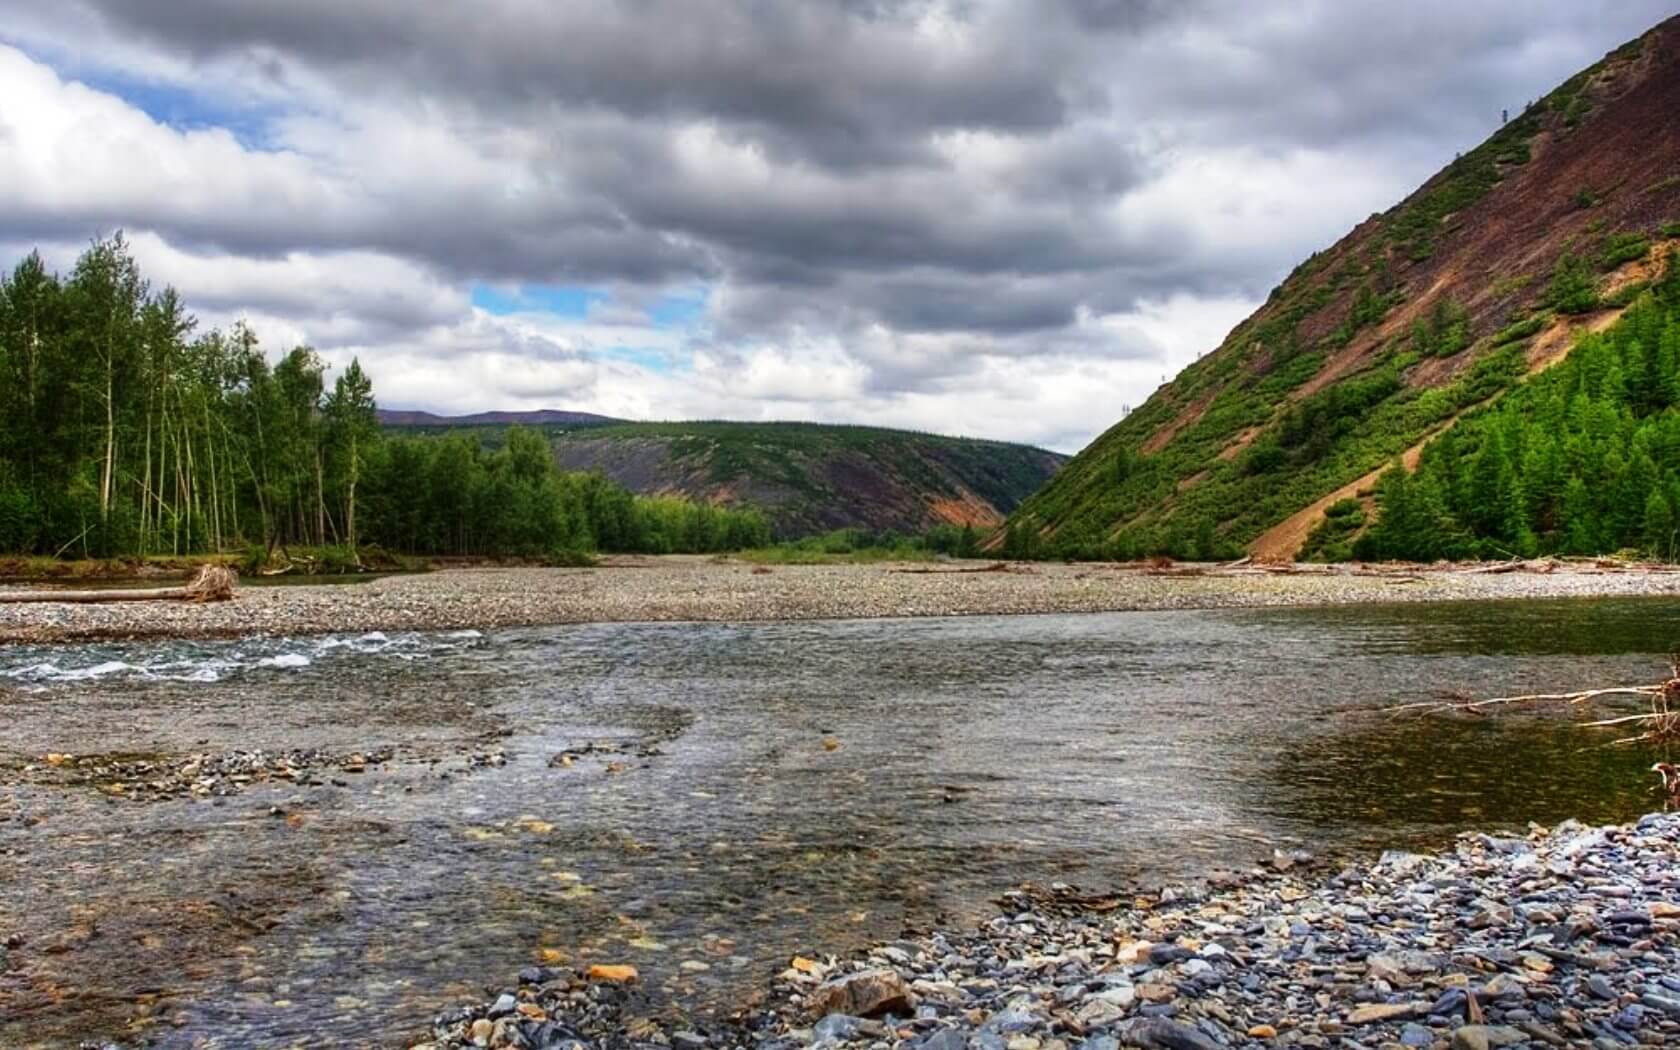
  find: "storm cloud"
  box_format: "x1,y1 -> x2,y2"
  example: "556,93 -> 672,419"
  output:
0,1 -> 1673,450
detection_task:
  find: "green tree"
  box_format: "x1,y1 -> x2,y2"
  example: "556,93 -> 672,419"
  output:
1644,490 -> 1677,560
1547,253 -> 1598,314
324,358 -> 378,554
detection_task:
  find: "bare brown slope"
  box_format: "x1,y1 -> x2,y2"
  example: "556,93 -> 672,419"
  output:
1011,16 -> 1680,558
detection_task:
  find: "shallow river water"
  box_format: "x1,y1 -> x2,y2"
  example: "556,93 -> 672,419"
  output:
2,597 -> 1678,1047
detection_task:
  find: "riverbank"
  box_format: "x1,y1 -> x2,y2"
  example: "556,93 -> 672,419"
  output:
6,556 -> 1680,644
421,812 -> 1680,1049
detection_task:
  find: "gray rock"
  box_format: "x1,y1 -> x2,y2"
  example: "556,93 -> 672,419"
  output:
916,1030 -> 968,1050
812,1014 -> 864,1044
1112,1018 -> 1220,1050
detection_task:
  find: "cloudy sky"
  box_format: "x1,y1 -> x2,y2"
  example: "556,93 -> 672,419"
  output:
1,2 -> 1673,451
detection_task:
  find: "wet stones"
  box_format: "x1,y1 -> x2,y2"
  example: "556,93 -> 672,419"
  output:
11,746 -> 395,800
422,813 -> 1680,1050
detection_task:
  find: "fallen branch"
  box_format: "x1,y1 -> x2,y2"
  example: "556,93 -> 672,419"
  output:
0,565 -> 237,605
1387,685 -> 1662,715
1388,656 -> 1680,748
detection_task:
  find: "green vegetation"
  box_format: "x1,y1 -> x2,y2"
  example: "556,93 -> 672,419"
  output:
1600,232 -> 1652,271
1492,313 -> 1550,346
1006,26 -> 1673,565
735,525 -> 982,564
1357,274 -> 1680,560
360,428 -> 768,558
0,237 -> 767,564
1298,498 -> 1367,562
1411,299 -> 1471,358
1547,254 -> 1600,314
542,420 -> 1062,539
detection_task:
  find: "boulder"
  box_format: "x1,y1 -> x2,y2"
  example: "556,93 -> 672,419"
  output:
808,968 -> 914,1019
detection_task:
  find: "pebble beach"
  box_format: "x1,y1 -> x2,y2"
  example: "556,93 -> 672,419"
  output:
421,814 -> 1680,1050
7,557 -> 1680,644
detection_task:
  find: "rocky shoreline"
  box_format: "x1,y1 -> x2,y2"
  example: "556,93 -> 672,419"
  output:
417,814 -> 1680,1050
9,557 -> 1680,644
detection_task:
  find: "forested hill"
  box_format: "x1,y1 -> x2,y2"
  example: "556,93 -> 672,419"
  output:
0,237 -> 771,562
1008,15 -> 1680,562
539,422 -> 1065,539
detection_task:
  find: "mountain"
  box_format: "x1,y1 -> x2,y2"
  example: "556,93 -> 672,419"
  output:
547,421 -> 1066,538
1009,16 -> 1680,561
378,408 -> 622,427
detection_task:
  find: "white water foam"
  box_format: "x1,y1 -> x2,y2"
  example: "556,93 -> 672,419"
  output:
1,629 -> 487,687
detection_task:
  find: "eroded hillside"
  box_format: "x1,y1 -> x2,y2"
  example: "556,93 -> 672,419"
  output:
1011,16 -> 1680,560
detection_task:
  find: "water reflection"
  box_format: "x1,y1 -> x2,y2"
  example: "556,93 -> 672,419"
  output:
2,597 -> 1678,1047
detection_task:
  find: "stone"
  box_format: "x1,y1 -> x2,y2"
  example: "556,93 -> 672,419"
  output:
1246,1025 -> 1277,1039
1346,1002 -> 1418,1024
1481,975 -> 1526,1000
1430,987 -> 1469,1017
585,964 -> 638,983
918,1030 -> 969,1050
809,969 -> 914,1019
1090,985 -> 1135,1008
812,1014 -> 865,1043
980,1007 -> 1042,1035
1451,1030 -> 1490,1050
1074,998 -> 1126,1030
1111,1018 -> 1220,1050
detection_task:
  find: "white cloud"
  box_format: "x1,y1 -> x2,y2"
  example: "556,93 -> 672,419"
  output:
1,3 -> 1673,455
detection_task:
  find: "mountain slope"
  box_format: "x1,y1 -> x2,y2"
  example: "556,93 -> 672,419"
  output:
547,421 -> 1066,539
1009,16 -> 1680,561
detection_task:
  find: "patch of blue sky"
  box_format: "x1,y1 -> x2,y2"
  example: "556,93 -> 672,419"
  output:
23,48 -> 283,149
648,288 -> 710,328
470,283 -> 608,319
593,346 -> 684,373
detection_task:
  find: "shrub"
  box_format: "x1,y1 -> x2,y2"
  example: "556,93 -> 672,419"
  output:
1492,313 -> 1549,346
1599,232 -> 1650,271
1546,254 -> 1598,314
239,544 -> 267,576
0,485 -> 38,554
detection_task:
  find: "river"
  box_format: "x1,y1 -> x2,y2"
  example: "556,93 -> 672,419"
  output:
1,597 -> 1676,1046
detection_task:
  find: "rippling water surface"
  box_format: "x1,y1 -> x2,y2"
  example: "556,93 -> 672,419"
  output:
2,597 -> 1678,1046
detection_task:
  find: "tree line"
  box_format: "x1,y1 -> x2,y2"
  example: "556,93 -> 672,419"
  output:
1350,255 -> 1680,561
0,236 -> 768,561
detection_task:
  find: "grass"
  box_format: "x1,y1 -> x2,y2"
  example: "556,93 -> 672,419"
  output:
731,526 -> 984,564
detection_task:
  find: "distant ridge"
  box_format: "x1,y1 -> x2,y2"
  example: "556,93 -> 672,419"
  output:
378,411 -> 1066,537
377,408 -> 622,427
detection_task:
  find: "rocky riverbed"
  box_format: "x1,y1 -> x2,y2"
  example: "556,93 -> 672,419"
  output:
418,813 -> 1680,1050
8,557 -> 1680,644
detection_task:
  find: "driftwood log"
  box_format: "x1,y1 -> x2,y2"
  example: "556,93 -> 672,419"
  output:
0,565 -> 237,604
1387,654 -> 1680,748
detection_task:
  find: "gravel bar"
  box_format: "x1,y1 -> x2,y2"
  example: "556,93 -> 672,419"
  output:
418,813 -> 1680,1050
8,557 -> 1680,644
